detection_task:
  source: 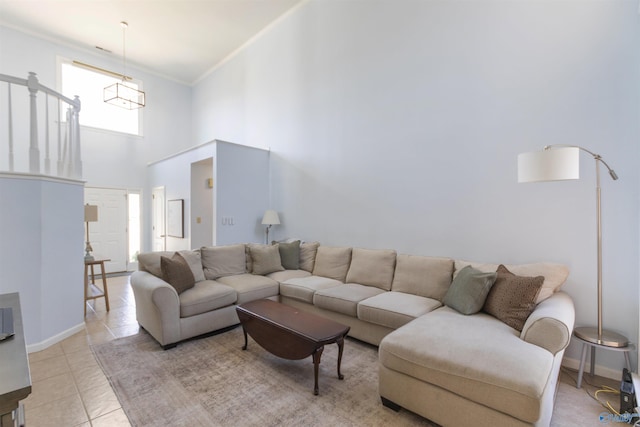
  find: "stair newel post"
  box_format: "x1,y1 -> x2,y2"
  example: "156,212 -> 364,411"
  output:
44,94 -> 50,175
27,72 -> 40,174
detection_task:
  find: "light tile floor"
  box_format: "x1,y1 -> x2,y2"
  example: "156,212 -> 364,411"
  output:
24,275 -> 136,427
21,274 -> 627,427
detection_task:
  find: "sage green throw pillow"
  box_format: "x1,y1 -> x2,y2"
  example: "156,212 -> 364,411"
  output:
444,265 -> 497,315
277,240 -> 300,270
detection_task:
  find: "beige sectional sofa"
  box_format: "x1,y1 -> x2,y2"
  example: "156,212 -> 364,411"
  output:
130,242 -> 574,427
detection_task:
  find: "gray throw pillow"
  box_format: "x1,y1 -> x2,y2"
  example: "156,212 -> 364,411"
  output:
249,244 -> 285,275
160,252 -> 196,294
444,265 -> 497,315
277,240 -> 300,270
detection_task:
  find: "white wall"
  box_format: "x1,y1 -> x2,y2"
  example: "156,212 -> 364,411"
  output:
192,0 -> 640,373
146,141 -> 270,250
0,174 -> 84,348
0,24 -> 192,348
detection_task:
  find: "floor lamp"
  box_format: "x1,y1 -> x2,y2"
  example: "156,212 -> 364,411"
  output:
518,145 -> 627,348
261,210 -> 280,244
84,204 -> 98,261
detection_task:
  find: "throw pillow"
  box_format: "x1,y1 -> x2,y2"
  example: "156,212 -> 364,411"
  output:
277,240 -> 301,270
483,264 -> 544,331
299,242 -> 320,272
249,244 -> 285,275
160,252 -> 196,294
443,265 -> 497,315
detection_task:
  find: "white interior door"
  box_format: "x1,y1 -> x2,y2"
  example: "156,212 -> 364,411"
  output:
152,187 -> 166,251
85,187 -> 128,273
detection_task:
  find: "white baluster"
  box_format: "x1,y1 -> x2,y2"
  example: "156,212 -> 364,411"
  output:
72,96 -> 82,179
27,72 -> 40,174
44,94 -> 50,175
57,100 -> 62,176
7,83 -> 14,172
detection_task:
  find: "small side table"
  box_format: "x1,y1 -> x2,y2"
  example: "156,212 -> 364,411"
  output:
84,258 -> 111,316
574,333 -> 635,388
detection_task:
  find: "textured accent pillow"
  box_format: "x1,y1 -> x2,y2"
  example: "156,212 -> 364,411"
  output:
484,265 -> 544,331
299,242 -> 320,272
312,246 -> 352,282
249,244 -> 285,275
160,252 -> 196,294
443,265 -> 497,315
277,240 -> 300,270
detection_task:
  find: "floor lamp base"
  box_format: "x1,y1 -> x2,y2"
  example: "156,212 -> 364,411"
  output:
574,326 -> 629,348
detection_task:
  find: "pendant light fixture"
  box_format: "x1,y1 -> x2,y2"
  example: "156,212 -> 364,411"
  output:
104,21 -> 146,109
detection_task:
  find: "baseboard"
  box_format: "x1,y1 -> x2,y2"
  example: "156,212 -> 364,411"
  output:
562,355 -> 624,381
26,322 -> 85,353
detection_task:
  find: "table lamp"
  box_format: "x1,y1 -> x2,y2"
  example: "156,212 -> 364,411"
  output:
261,210 -> 280,244
517,145 -> 627,348
84,204 -> 98,261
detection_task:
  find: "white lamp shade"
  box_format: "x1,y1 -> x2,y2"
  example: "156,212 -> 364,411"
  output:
84,204 -> 98,222
518,147 -> 580,183
261,210 -> 280,225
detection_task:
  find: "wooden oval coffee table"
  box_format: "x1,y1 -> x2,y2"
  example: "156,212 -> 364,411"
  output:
236,299 -> 350,395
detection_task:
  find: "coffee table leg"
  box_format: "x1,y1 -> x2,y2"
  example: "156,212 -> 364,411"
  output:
336,336 -> 345,380
312,346 -> 324,395
241,326 -> 248,350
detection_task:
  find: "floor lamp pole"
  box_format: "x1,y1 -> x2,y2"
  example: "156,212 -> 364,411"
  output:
574,156 -> 627,348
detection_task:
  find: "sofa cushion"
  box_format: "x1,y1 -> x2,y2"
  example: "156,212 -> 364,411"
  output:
299,242 -> 320,272
178,280 -> 237,318
160,252 -> 196,294
379,306 -> 554,423
266,269 -> 312,283
138,251 -> 173,277
391,254 -> 453,301
178,249 -> 206,282
443,266 -> 496,315
280,276 -> 343,303
312,246 -> 352,282
313,284 -> 385,317
357,292 -> 442,329
484,265 -> 544,332
202,244 -> 247,280
345,248 -> 396,290
455,260 -> 568,304
248,244 -> 284,275
277,240 -> 300,270
216,274 -> 279,304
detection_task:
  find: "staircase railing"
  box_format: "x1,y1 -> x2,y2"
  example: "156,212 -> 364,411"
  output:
0,72 -> 82,179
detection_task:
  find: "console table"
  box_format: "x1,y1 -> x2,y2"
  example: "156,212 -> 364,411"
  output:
84,258 -> 111,316
0,293 -> 31,427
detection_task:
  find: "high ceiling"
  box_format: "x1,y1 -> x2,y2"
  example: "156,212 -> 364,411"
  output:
0,0 -> 303,85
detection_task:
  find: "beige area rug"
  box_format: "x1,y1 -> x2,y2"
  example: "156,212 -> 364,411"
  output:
92,327 -> 436,427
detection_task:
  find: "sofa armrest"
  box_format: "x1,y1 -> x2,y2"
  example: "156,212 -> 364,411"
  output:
520,291 -> 575,355
130,271 -> 181,346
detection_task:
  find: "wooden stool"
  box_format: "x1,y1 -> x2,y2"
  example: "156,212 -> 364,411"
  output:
84,258 -> 111,316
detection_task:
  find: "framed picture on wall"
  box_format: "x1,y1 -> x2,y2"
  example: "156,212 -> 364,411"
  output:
167,199 -> 184,238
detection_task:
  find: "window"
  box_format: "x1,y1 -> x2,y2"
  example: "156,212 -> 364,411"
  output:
59,58 -> 142,136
